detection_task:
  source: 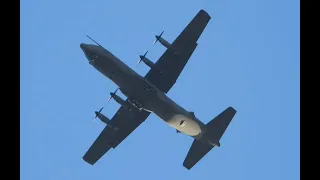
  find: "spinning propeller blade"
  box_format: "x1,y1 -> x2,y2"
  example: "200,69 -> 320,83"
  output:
153,31 -> 164,44
93,107 -> 104,121
137,51 -> 148,65
108,88 -> 119,102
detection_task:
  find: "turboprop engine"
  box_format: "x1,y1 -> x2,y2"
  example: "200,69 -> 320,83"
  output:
153,31 -> 171,48
93,107 -> 118,130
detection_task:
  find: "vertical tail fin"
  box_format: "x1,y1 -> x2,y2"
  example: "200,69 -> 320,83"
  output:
183,107 -> 237,170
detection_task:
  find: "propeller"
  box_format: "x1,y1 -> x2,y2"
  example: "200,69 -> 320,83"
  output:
137,51 -> 148,65
108,88 -> 119,102
153,31 -> 164,44
93,107 -> 104,121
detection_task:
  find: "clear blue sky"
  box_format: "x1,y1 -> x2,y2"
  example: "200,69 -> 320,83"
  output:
21,0 -> 299,179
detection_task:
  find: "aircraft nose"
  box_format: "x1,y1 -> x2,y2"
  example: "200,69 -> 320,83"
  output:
80,43 -> 86,50
80,43 -> 91,58
80,43 -> 93,63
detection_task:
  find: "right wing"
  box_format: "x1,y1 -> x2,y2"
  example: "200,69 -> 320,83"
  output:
83,103 -> 150,165
145,9 -> 211,93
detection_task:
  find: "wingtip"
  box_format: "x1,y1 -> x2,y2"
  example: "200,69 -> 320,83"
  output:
183,163 -> 192,170
227,106 -> 237,114
199,9 -> 211,19
82,156 -> 96,165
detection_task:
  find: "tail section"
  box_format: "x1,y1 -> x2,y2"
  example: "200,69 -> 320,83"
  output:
183,107 -> 237,170
204,107 -> 237,144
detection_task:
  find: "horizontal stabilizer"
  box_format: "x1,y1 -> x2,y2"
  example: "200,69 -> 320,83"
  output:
205,107 -> 237,142
183,107 -> 237,169
183,139 -> 213,170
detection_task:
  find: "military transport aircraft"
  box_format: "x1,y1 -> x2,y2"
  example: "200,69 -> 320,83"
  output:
80,9 -> 237,170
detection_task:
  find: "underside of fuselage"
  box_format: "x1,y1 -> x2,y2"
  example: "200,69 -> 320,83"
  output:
80,43 -> 206,139
166,114 -> 204,137
79,10 -> 238,170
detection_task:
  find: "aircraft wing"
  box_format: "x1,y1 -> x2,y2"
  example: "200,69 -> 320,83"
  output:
83,103 -> 150,165
145,9 -> 211,93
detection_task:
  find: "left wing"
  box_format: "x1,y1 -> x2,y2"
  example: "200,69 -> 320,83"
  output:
109,106 -> 150,148
145,9 -> 211,93
83,102 -> 150,165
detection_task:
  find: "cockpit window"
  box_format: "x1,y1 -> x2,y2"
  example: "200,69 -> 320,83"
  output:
89,54 -> 99,61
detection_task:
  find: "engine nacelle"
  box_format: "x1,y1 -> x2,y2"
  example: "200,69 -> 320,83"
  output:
111,92 -> 143,112
157,36 -> 171,49
95,112 -> 118,130
141,57 -> 163,75
111,93 -> 126,106
98,113 -> 111,124
141,57 -> 156,69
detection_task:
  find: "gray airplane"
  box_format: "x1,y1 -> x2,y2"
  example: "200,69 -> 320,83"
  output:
80,9 -> 236,170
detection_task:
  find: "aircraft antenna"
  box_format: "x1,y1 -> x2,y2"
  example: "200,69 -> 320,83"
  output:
86,34 -> 103,47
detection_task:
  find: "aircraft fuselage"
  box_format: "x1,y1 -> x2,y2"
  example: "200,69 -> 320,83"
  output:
80,44 -> 206,139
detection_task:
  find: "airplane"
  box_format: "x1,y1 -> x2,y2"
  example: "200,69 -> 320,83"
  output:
80,9 -> 237,170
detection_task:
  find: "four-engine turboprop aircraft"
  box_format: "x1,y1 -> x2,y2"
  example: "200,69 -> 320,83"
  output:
80,9 -> 237,170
